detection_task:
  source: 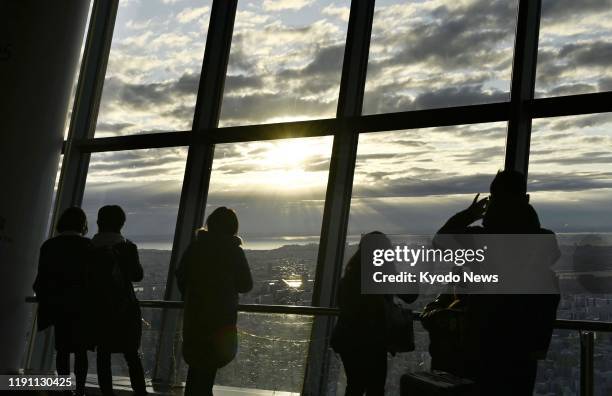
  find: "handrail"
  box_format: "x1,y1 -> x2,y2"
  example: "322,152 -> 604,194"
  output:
24,296 -> 612,332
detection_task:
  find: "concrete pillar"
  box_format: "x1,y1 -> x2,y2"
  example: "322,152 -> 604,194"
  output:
0,0 -> 90,373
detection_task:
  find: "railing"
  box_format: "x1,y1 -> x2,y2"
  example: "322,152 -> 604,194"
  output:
25,297 -> 611,396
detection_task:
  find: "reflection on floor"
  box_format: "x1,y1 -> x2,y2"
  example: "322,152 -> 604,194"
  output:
84,375 -> 299,396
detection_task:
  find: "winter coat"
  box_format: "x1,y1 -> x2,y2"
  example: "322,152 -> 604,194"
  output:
33,233 -> 94,352
89,232 -> 143,352
177,230 -> 253,369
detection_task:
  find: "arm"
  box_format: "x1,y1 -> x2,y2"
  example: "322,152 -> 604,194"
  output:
33,244 -> 49,297
234,248 -> 253,293
437,194 -> 489,234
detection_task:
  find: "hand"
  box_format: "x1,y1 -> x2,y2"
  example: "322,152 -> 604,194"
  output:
464,193 -> 489,223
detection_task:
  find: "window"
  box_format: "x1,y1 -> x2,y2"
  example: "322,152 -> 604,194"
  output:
206,137 -> 333,305
219,0 -> 349,126
529,114 -> 612,394
536,0 -> 612,97
42,0 -> 612,393
349,123 -> 507,237
95,0 -> 211,136
363,0 -> 518,114
81,147 -> 188,299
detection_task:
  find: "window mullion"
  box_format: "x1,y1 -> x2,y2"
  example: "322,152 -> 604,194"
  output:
153,0 -> 237,387
303,1 -> 375,395
505,0 -> 541,176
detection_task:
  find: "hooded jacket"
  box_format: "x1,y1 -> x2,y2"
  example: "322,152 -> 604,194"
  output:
177,230 -> 253,368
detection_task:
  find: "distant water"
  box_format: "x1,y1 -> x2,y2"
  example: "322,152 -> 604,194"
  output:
133,233 -> 612,251
135,235 -> 325,251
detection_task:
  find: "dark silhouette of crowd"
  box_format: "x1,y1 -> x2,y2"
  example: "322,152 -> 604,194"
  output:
32,170 -> 560,396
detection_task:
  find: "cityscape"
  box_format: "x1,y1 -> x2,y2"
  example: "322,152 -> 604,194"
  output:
98,235 -> 612,395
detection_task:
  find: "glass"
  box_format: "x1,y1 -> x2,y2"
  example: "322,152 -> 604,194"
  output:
536,0 -> 612,97
177,312 -> 313,394
206,137 -> 333,305
81,147 -> 188,299
595,331 -> 612,395
83,307 -> 161,392
95,0 -> 211,137
331,321 -> 431,395
64,0 -> 93,140
363,0 -> 518,114
530,114 -> 612,394
219,0 -> 349,126
529,114 -> 612,296
340,123 -> 506,392
535,329 -> 580,395
348,123 -> 507,238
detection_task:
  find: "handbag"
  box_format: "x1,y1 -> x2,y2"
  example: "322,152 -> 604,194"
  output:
384,296 -> 415,353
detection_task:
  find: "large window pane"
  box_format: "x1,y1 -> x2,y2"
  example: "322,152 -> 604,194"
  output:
95,0 -> 211,137
345,123 -> 506,393
176,313 -> 312,394
363,0 -> 517,114
349,123 -> 507,236
83,306 -> 161,392
529,114 -> 612,395
206,137 -> 333,305
529,114 -> 612,236
81,147 -> 188,299
219,1 -> 349,126
536,0 -> 612,97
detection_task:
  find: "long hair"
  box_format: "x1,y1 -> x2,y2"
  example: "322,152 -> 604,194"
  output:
344,231 -> 390,278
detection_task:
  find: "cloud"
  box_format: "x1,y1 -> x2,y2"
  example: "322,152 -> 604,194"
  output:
262,0 -> 314,12
541,0 -> 612,20
559,41 -> 612,68
322,4 -> 350,22
176,6 -> 210,24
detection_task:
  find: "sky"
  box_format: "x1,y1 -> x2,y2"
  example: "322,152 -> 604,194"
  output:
76,0 -> 612,246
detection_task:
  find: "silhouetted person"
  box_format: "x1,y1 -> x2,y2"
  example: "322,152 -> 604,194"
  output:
90,205 -> 147,396
33,207 -> 92,396
176,207 -> 253,396
433,170 -> 560,395
331,232 -> 418,396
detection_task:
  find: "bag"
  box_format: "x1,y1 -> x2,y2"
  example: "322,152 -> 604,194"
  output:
400,371 -> 475,396
92,244 -> 134,313
384,297 -> 415,353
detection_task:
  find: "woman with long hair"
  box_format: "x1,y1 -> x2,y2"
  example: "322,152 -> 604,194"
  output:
177,207 -> 253,396
331,232 -> 418,395
33,207 -> 93,396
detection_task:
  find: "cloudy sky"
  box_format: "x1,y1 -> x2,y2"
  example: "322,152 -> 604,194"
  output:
76,0 -> 612,248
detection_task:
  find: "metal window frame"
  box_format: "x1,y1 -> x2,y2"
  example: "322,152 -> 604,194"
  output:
34,0 -> 612,394
28,0 -> 119,371
152,0 -> 238,386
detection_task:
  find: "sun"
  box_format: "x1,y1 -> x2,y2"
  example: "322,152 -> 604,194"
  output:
254,139 -> 329,189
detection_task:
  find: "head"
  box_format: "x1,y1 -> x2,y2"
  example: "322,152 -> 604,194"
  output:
489,170 -> 528,203
97,205 -> 126,233
205,207 -> 239,236
345,231 -> 390,276
56,207 -> 88,235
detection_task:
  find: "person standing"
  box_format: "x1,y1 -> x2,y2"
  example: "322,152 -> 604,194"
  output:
433,170 -> 560,395
33,207 -> 93,396
176,207 -> 253,396
331,232 -> 418,396
90,205 -> 147,396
